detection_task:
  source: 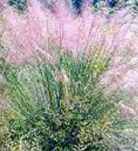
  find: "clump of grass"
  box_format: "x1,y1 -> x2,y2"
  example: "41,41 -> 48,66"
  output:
0,53 -> 136,150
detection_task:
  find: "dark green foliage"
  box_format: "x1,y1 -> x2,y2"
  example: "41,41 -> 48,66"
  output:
8,0 -> 27,11
93,0 -> 138,12
71,0 -> 83,14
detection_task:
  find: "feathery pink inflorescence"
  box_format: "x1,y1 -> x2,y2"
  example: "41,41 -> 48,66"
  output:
0,0 -> 136,63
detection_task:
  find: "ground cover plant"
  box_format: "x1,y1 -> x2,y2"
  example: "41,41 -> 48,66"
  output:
0,51 -> 137,151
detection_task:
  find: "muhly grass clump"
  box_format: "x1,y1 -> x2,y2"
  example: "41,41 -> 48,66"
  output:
0,52 -> 137,151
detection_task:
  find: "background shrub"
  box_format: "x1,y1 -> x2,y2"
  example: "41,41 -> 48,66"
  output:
8,0 -> 27,11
